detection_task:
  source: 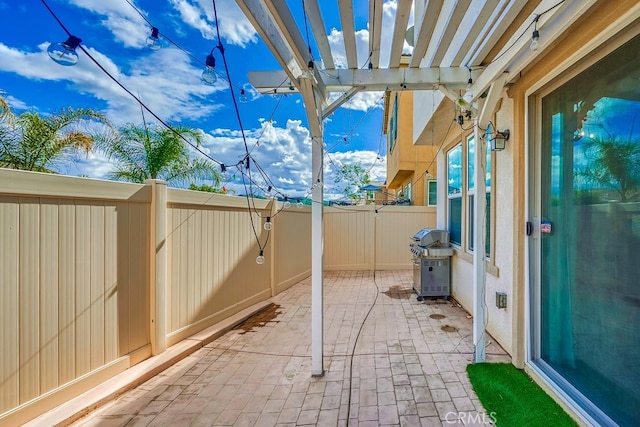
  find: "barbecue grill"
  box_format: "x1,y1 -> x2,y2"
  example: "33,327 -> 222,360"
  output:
410,228 -> 453,301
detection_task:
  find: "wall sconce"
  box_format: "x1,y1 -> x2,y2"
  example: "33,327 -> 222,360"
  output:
490,129 -> 509,151
496,292 -> 507,309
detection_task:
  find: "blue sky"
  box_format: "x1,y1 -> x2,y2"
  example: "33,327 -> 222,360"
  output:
0,0 -> 410,199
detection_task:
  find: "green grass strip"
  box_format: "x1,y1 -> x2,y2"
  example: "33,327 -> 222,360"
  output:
467,363 -> 577,427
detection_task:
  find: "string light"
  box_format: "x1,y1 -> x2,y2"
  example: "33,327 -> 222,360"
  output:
297,201 -> 304,209
530,16 -> 540,51
146,27 -> 162,50
47,35 -> 81,66
202,49 -> 218,85
256,250 -> 265,265
239,89 -> 248,103
283,198 -> 291,209
264,217 -> 272,231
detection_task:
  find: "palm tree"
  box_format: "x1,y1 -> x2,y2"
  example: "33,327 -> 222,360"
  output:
97,123 -> 221,187
0,97 -> 107,172
579,136 -> 640,202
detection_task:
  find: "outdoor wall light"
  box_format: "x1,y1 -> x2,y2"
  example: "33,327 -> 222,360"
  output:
496,292 -> 507,309
146,27 -> 162,50
490,129 -> 510,151
47,35 -> 82,66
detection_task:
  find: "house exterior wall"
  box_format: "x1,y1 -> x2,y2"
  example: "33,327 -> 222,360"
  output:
385,90 -> 438,206
432,95 -> 515,355
431,1 -> 639,423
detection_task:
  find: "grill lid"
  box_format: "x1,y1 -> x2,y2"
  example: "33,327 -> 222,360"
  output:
411,228 -> 450,247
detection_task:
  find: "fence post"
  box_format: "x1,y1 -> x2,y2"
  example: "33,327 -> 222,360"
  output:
146,179 -> 167,355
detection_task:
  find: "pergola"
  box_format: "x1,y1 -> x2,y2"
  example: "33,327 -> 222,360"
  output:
233,0 -> 597,375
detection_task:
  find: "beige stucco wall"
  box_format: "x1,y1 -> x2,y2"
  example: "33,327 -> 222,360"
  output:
386,91 -> 439,205
431,93 -> 516,355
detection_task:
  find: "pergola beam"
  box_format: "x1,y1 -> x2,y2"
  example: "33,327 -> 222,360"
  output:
249,67 -> 471,93
264,0 -> 312,68
450,0 -> 503,67
469,0 -> 598,102
338,0 -> 357,69
322,87 -> 363,119
409,0 -> 444,67
235,0 -> 306,82
388,0 -> 413,68
429,0 -> 472,66
369,0 -> 383,68
460,0 -> 529,68
304,0 -> 335,70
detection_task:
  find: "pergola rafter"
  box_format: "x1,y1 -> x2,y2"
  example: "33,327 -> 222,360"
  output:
234,0 -> 603,373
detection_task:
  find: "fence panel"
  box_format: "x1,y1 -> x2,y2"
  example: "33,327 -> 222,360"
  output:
0,170 -> 151,425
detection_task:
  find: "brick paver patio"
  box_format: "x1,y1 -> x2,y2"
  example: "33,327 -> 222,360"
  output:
71,270 -> 509,426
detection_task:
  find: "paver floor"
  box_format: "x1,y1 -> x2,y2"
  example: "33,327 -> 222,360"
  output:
72,270 -> 510,426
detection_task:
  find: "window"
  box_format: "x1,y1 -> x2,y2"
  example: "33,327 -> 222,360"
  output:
447,145 -> 463,245
427,180 -> 437,206
404,181 -> 412,204
388,93 -> 399,153
467,134 -> 492,256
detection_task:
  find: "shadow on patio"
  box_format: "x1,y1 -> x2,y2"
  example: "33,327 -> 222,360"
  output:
66,270 -> 509,426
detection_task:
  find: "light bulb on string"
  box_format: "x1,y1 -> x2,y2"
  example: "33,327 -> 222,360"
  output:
256,250 -> 265,265
264,217 -> 272,231
239,89 -> 248,103
530,29 -> 540,51
463,68 -> 474,104
283,198 -> 291,209
202,51 -> 217,85
47,35 -> 82,66
297,201 -> 304,209
530,16 -> 540,51
146,27 -> 162,50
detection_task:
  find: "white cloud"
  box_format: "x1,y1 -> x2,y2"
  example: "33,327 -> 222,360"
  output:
169,0 -> 217,40
0,42 -> 224,125
68,0 -> 149,48
172,0 -> 257,47
199,118 -> 387,199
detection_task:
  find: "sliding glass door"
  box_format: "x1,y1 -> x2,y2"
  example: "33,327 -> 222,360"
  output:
531,34 -> 640,426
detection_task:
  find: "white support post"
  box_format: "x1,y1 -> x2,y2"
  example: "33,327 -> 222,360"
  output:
146,179 -> 167,355
311,132 -> 324,376
472,118 -> 486,363
298,76 -> 325,377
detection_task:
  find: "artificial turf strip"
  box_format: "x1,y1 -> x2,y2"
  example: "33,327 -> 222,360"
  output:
466,363 -> 577,427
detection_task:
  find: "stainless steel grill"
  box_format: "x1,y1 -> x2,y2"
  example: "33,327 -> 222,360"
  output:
410,229 -> 453,301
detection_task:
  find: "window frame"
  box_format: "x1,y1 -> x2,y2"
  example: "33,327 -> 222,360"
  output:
466,133 -> 492,257
427,179 -> 437,207
447,144 -> 463,246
